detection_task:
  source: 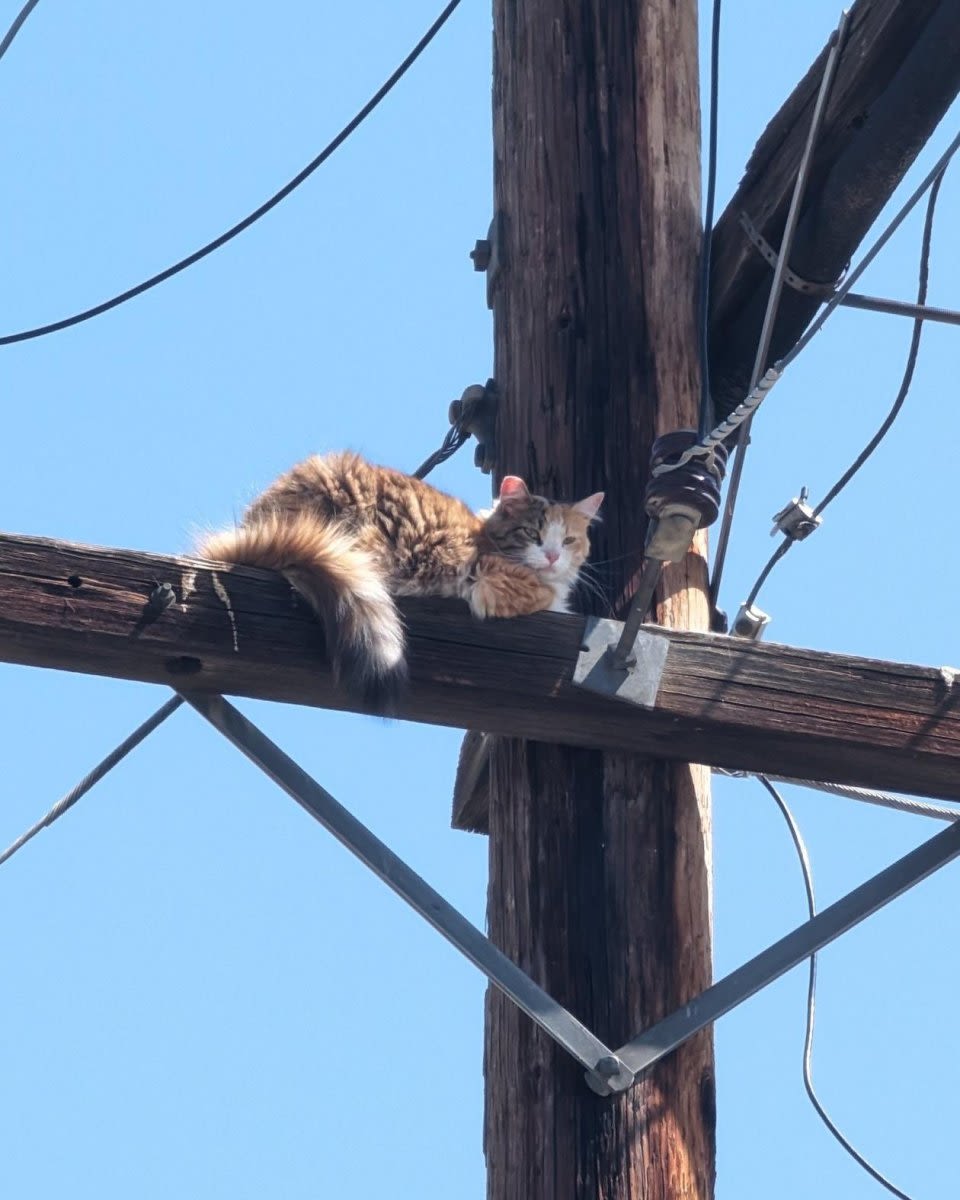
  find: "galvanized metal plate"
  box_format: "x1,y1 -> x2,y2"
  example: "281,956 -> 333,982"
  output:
573,617 -> 669,707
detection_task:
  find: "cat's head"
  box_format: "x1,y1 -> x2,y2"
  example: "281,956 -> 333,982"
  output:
481,475 -> 604,591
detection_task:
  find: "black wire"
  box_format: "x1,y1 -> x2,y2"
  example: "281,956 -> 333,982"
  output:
0,0 -> 463,347
412,424 -> 470,480
0,697 -> 183,868
757,775 -> 916,1200
740,161 -> 947,613
813,166 -> 944,519
697,0 -> 721,439
0,0 -> 41,63
0,403 -> 465,871
743,535 -> 790,609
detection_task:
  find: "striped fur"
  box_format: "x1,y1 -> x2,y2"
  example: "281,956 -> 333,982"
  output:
199,452 -> 603,707
201,512 -> 406,705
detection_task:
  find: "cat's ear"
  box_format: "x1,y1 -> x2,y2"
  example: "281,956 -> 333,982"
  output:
573,492 -> 604,520
499,476 -> 531,506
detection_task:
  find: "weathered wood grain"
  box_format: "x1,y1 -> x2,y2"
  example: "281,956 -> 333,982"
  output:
485,1 -> 715,1194
2,532 -> 959,804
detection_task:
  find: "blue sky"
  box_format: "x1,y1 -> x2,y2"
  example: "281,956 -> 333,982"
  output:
1,3 -> 958,1196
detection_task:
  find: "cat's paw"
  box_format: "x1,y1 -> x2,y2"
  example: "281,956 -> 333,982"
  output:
468,576 -> 498,619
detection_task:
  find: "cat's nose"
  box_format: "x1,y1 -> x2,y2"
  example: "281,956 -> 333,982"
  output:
544,549 -> 560,565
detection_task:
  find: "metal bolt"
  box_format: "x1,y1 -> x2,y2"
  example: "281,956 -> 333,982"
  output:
470,239 -> 491,271
594,1055 -> 623,1080
147,581 -> 176,615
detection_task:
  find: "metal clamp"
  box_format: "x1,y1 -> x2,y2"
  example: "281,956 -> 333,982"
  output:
771,492 -> 822,541
448,378 -> 498,475
739,211 -> 844,298
732,603 -> 770,640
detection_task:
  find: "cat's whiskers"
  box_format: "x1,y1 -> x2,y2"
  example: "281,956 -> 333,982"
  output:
573,564 -> 616,617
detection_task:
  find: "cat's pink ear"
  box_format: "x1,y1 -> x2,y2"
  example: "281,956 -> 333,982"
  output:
499,476 -> 530,504
573,492 -> 604,520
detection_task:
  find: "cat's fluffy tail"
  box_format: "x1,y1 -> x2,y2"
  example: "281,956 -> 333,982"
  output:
200,513 -> 406,705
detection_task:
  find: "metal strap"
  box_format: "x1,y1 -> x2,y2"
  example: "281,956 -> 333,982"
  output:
738,210 -> 842,298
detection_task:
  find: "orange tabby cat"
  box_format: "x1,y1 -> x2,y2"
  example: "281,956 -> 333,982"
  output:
201,451 -> 603,702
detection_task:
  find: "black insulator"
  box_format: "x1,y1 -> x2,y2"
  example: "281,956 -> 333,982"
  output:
645,431 -> 728,528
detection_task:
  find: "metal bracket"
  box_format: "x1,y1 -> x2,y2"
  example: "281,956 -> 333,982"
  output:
179,689 -> 960,1103
179,690 -> 635,1095
731,602 -> 771,640
771,492 -> 822,541
470,211 -> 505,310
449,378 -> 498,475
595,816 -> 960,1091
573,616 -> 669,706
740,211 -> 960,329
739,211 -> 843,298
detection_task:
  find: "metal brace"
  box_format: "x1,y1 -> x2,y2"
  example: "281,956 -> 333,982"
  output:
180,691 -> 960,1102
739,211 -> 844,298
180,690 -> 635,1095
591,816 -> 960,1092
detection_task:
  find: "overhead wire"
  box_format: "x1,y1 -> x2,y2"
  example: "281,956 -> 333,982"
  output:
697,0 -> 721,439
715,768 -> 960,824
0,0 -> 41,63
665,126 -> 960,618
0,412 -> 474,869
0,697 -> 184,868
742,160 -> 948,613
707,12 -> 849,612
0,1 -> 471,870
757,775 -> 916,1200
0,0 -> 464,347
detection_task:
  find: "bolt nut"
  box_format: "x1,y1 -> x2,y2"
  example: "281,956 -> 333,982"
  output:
147,581 -> 176,614
470,239 -> 491,271
594,1055 -> 623,1080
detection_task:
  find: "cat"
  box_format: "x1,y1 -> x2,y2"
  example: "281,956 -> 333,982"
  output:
200,450 -> 603,703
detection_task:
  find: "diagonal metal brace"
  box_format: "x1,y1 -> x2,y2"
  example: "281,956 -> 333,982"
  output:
176,689 -> 960,1100
587,816 -> 960,1095
179,690 -> 635,1094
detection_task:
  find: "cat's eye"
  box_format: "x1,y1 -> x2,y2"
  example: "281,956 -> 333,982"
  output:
527,529 -> 542,544
563,536 -> 576,545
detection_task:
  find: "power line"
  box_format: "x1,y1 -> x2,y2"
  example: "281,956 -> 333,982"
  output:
717,768 -> 960,823
0,0 -> 41,64
0,697 -> 184,867
741,162 -> 947,614
657,128 -> 960,508
708,14 -> 849,613
758,775 -> 916,1200
0,0 -> 463,347
0,411 -> 474,869
697,0 -> 721,439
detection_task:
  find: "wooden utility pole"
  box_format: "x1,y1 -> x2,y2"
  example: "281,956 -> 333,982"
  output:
484,3 -> 713,1197
2,4 -> 959,1194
